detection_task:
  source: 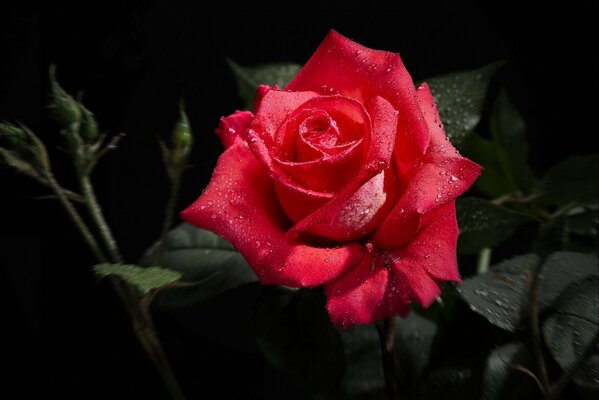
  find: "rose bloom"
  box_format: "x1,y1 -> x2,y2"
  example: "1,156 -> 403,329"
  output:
182,31 -> 481,327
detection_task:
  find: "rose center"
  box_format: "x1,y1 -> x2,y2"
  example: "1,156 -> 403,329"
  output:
299,111 -> 341,149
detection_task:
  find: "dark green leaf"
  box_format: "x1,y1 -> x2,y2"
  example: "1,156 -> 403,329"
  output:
539,155 -> 599,207
426,61 -> 503,149
482,342 -> 537,400
140,223 -> 257,309
543,276 -> 599,391
227,59 -> 301,109
457,197 -> 532,255
464,90 -> 537,197
537,252 -> 598,310
488,90 -> 537,193
93,263 -> 182,295
463,134 -> 513,197
254,287 -> 344,396
458,252 -> 598,331
339,313 -> 437,399
458,254 -> 535,332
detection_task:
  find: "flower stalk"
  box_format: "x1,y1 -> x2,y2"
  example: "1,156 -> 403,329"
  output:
375,318 -> 401,400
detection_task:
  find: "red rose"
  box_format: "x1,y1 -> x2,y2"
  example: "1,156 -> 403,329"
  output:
182,31 -> 481,327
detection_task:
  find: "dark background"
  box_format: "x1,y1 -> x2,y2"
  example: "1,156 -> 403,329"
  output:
1,1 -> 597,399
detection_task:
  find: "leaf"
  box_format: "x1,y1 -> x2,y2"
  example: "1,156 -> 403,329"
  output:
140,223 -> 257,309
339,313 -> 437,399
93,264 -> 182,295
543,276 -> 599,391
458,252 -> 598,331
464,90 -> 537,197
254,287 -> 344,396
538,155 -> 599,207
426,61 -> 503,149
227,59 -> 301,110
482,342 -> 537,400
456,197 -> 532,255
458,254 -> 534,332
488,89 -> 537,193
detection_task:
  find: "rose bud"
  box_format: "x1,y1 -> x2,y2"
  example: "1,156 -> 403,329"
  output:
170,100 -> 193,164
47,65 -> 81,130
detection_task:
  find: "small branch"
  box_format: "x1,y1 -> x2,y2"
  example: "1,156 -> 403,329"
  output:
79,175 -> 123,263
375,318 -> 401,400
547,332 -> 598,400
529,254 -> 551,394
45,171 -> 108,262
510,363 -> 545,394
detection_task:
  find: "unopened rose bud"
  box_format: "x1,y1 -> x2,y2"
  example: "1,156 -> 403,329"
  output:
171,100 -> 193,163
47,65 -> 81,129
78,103 -> 99,141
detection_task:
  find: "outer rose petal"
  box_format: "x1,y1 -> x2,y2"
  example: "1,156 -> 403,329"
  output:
389,201 -> 461,307
180,143 -> 364,287
286,30 -> 430,170
373,84 -> 482,249
216,111 -> 254,149
324,254 -> 411,328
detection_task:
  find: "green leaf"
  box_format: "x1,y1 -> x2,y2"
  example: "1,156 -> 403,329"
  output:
426,61 -> 503,149
254,287 -> 344,396
93,264 -> 182,295
482,342 -> 537,400
140,223 -> 257,309
543,276 -> 599,391
458,254 -> 534,332
539,155 -> 599,207
488,90 -> 537,193
458,252 -> 598,331
339,313 -> 437,399
456,197 -> 532,255
464,90 -> 537,197
227,59 -> 301,110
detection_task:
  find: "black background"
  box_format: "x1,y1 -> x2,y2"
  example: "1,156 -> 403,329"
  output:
1,1 -> 597,399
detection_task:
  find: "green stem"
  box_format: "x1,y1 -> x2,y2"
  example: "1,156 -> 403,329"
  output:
529,254 -> 551,394
155,173 -> 181,264
79,174 -> 123,263
476,248 -> 492,274
78,173 -> 186,399
375,318 -> 401,400
135,305 -> 186,400
45,171 -> 108,262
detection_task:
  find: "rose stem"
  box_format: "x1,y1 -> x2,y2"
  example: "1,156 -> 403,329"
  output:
77,172 -> 187,400
155,173 -> 182,265
78,174 -> 123,263
375,317 -> 401,400
45,171 -> 108,262
528,254 -> 551,395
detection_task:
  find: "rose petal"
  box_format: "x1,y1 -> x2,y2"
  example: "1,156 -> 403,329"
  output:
388,201 -> 460,307
216,111 -> 254,149
307,168 -> 398,242
288,95 -> 398,238
248,89 -> 319,147
180,143 -> 364,287
324,254 -> 386,327
287,30 -> 429,169
373,85 -> 482,249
